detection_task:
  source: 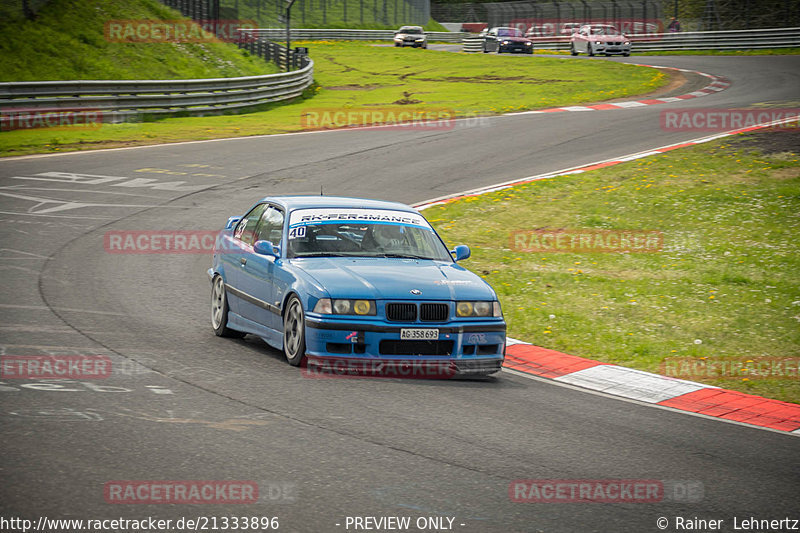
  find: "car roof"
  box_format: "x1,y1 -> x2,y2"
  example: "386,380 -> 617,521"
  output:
255,195 -> 420,214
399,26 -> 422,30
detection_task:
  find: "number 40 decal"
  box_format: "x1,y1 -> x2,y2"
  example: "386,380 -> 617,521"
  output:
288,227 -> 306,239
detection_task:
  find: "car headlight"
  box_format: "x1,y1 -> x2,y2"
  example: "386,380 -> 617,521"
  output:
314,298 -> 376,315
624,41 -> 630,45
415,38 -> 424,42
595,41 -> 602,45
525,41 -> 532,45
456,301 -> 502,318
501,40 -> 510,45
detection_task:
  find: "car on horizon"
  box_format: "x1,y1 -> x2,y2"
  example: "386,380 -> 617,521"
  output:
394,25 -> 427,48
570,24 -> 631,56
483,27 -> 534,54
209,196 -> 506,376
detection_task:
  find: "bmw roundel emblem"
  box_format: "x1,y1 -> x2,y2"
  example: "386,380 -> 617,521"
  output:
410,289 -> 422,295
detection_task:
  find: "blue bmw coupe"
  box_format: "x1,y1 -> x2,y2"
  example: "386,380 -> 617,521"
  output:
209,196 -> 506,376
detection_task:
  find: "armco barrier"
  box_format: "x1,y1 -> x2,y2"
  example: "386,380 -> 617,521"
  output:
504,26 -> 800,52
0,41 -> 313,123
242,28 -> 468,43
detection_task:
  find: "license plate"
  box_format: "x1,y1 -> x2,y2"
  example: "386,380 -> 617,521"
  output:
400,328 -> 439,340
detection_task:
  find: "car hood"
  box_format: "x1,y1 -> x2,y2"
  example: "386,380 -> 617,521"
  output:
498,36 -> 530,43
397,33 -> 425,38
594,35 -> 626,41
293,257 -> 496,301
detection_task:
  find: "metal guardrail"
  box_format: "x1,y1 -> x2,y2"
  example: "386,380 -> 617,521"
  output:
492,27 -> 800,52
0,38 -> 313,122
243,28 -> 468,43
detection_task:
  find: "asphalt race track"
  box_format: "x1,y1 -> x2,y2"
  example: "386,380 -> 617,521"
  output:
1,55 -> 799,532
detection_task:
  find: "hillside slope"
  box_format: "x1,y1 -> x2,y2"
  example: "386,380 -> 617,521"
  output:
0,0 -> 279,81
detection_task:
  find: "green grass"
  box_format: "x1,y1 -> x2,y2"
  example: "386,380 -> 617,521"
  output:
224,0 -> 445,31
0,0 -> 278,81
425,131 -> 800,403
0,41 -> 666,156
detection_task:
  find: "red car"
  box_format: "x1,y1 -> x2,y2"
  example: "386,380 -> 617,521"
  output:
570,24 -> 631,57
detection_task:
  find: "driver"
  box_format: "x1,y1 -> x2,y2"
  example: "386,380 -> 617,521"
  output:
372,224 -> 405,251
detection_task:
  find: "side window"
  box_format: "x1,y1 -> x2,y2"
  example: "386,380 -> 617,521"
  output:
234,203 -> 268,246
255,206 -> 285,246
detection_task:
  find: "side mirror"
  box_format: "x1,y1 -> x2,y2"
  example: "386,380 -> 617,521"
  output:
451,245 -> 471,262
225,216 -> 242,229
254,240 -> 280,258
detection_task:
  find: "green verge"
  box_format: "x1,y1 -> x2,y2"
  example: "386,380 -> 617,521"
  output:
0,41 -> 666,156
426,129 -> 800,404
0,0 -> 278,81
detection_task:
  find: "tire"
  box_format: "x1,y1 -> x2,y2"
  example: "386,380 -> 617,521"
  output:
283,295 -> 306,366
211,275 -> 245,338
587,44 -> 594,56
570,44 -> 578,56
482,45 -> 488,53
623,52 -> 630,57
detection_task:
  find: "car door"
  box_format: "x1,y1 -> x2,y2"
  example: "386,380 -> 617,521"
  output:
223,202 -> 268,314
576,27 -> 589,52
484,29 -> 497,52
237,205 -> 285,331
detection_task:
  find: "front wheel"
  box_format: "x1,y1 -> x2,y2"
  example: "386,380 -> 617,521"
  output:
283,295 -> 306,366
211,275 -> 244,338
623,52 -> 630,57
587,44 -> 594,56
570,44 -> 578,56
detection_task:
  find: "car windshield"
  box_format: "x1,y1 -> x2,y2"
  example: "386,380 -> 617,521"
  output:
497,28 -> 523,37
590,26 -> 620,35
401,27 -> 422,34
287,208 -> 452,261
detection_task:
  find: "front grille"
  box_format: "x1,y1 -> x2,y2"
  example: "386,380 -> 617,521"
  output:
379,340 -> 454,356
420,303 -> 448,322
386,303 -> 417,321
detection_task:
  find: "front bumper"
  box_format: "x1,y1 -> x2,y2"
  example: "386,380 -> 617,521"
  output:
499,43 -> 533,53
304,316 -> 505,375
396,38 -> 426,47
593,43 -> 631,54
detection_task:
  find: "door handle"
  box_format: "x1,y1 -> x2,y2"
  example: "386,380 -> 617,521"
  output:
240,258 -> 247,266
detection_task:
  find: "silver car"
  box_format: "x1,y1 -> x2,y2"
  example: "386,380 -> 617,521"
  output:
394,26 -> 427,48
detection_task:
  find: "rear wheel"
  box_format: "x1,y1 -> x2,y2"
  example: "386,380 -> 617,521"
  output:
211,275 -> 244,338
283,295 -> 306,366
